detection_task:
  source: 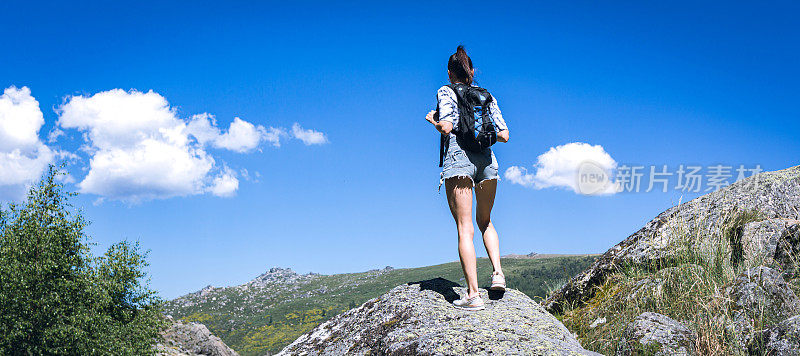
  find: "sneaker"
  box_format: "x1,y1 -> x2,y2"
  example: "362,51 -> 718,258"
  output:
453,294 -> 485,311
490,272 -> 506,291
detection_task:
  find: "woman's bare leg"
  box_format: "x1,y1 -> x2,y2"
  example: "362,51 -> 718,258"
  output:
476,179 -> 503,276
445,177 -> 479,298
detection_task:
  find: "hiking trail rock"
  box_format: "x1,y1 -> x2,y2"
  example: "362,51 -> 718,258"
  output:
156,317 -> 239,356
545,165 -> 800,313
278,277 -> 600,356
616,312 -> 696,356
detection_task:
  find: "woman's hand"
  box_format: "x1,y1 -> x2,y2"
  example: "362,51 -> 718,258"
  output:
497,129 -> 510,143
425,110 -> 437,124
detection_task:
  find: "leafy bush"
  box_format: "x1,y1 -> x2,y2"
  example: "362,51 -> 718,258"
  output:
0,166 -> 165,355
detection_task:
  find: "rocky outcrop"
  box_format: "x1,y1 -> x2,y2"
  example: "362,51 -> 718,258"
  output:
545,165 -> 800,313
279,278 -> 600,355
755,314 -> 800,355
156,317 -> 238,356
249,267 -> 319,288
726,266 -> 800,323
724,266 -> 800,347
616,312 -> 696,356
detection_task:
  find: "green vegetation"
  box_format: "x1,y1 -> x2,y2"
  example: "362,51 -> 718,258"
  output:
0,167 -> 164,355
557,208 -> 786,355
166,255 -> 597,355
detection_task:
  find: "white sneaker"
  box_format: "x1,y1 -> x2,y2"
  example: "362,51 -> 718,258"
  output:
490,272 -> 506,291
453,294 -> 485,311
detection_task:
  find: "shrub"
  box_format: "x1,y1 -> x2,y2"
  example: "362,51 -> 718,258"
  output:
0,166 -> 165,355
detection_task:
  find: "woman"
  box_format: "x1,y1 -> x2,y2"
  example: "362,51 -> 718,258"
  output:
425,46 -> 510,311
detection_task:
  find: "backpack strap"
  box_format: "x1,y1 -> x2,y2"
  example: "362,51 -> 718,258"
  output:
436,100 -> 448,167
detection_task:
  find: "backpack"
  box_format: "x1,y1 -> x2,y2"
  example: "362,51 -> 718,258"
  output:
436,83 -> 497,167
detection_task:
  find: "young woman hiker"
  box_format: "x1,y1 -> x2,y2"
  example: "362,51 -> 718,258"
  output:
425,46 -> 510,311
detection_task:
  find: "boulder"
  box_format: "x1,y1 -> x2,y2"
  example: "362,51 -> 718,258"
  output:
775,223 -> 800,276
726,266 -> 800,324
624,264 -> 705,303
741,219 -> 800,270
545,166 -> 800,313
279,278 -> 600,356
756,315 -> 800,355
616,312 -> 696,356
156,317 -> 239,356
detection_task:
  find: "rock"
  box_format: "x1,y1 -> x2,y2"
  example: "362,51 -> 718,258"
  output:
756,314 -> 800,355
197,285 -> 216,297
589,317 -> 606,328
725,266 -> 800,342
157,317 -> 239,356
616,312 -> 696,356
545,166 -> 800,313
775,223 -> 800,276
278,278 -> 601,356
726,266 -> 800,323
624,264 -> 705,303
741,219 -> 800,269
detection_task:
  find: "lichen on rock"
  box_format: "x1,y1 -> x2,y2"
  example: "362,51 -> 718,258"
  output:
278,277 -> 600,355
616,312 -> 696,356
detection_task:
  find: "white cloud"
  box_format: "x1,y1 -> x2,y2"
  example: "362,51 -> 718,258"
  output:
0,86 -> 55,200
504,142 -> 618,195
262,127 -> 287,148
1,86 -> 328,203
215,117 -> 268,152
57,89 -> 248,202
291,123 -> 328,145
185,113 -> 286,151
208,167 -> 239,197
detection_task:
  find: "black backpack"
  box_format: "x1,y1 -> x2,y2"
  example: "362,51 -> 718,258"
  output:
436,83 -> 497,167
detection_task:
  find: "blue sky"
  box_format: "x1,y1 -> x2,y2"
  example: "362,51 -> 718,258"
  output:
1,1 -> 798,299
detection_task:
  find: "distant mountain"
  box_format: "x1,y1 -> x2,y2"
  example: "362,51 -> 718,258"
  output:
164,256 -> 597,356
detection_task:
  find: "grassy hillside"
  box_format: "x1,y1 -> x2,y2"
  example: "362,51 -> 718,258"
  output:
164,255 -> 596,355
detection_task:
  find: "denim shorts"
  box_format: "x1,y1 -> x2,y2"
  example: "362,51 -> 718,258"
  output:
440,137 -> 499,188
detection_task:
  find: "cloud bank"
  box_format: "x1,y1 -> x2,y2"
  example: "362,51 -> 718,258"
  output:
505,142 -> 618,195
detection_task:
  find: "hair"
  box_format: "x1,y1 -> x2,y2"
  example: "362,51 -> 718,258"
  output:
448,45 -> 474,85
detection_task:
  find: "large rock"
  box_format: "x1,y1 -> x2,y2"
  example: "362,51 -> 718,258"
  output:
726,266 -> 800,323
616,312 -> 696,356
725,266 -> 800,345
157,317 -> 239,356
741,219 -> 800,270
775,223 -> 800,275
278,278 -> 600,355
545,166 -> 800,313
755,314 -> 800,355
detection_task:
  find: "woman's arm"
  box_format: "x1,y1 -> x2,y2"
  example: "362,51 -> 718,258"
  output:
489,97 -> 509,143
426,110 -> 453,135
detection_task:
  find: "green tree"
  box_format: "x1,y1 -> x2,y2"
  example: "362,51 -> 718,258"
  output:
0,166 -> 165,355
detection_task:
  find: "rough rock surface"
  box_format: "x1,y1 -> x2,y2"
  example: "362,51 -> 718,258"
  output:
741,219 -> 800,270
545,165 -> 800,313
726,266 -> 800,323
279,278 -> 600,356
616,312 -> 696,356
757,314 -> 800,355
156,317 -> 239,356
624,264 -> 705,302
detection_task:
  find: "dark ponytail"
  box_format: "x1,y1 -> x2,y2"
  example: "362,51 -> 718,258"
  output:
448,45 -> 474,85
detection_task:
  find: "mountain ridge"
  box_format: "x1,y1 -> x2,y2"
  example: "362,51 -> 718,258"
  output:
165,255 -> 597,355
